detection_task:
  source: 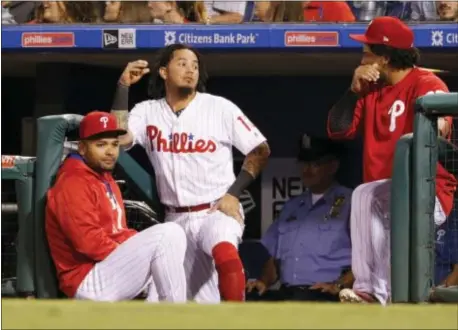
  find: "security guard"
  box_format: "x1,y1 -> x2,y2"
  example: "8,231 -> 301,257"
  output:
247,134 -> 354,301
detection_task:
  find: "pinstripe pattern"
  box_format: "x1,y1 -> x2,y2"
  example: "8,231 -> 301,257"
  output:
351,179 -> 446,305
166,208 -> 244,303
75,223 -> 187,302
128,92 -> 264,303
127,92 -> 266,208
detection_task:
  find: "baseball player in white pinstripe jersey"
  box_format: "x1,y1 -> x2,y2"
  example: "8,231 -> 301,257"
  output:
111,44 -> 270,303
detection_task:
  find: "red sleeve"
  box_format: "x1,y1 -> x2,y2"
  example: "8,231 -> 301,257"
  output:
327,97 -> 364,140
53,177 -> 118,261
322,2 -> 356,22
415,74 -> 452,139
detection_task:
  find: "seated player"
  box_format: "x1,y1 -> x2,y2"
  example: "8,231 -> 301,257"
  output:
45,111 -> 188,302
246,135 -> 354,302
327,17 -> 457,305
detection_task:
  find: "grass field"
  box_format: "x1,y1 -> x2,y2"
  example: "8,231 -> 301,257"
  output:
2,299 -> 457,329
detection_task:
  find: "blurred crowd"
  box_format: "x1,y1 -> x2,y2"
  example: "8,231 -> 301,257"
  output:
2,1 -> 458,25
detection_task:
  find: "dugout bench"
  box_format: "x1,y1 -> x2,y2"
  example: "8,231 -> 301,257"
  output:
391,92 -> 458,303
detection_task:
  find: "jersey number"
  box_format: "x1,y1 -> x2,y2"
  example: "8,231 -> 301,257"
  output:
237,116 -> 252,132
107,192 -> 123,233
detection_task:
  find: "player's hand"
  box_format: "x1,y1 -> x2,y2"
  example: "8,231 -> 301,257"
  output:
119,60 -> 150,87
246,279 -> 267,295
351,63 -> 380,93
442,265 -> 458,287
310,282 -> 340,295
208,194 -> 243,224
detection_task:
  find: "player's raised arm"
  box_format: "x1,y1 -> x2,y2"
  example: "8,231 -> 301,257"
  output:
111,60 -> 150,148
327,64 -> 379,139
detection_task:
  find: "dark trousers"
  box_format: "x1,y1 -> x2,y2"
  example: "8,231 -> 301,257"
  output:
247,285 -> 340,302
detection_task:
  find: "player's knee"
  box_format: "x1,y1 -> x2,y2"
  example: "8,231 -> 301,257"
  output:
211,241 -> 243,272
161,222 -> 186,241
158,222 -> 187,253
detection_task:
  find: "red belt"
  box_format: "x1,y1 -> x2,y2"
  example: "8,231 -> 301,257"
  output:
166,203 -> 212,213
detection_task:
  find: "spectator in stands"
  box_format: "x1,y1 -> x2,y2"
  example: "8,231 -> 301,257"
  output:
2,2 -> 16,24
3,1 -> 39,24
31,1 -> 99,24
246,135 -> 353,302
148,1 -> 208,23
437,1 -> 458,21
409,1 -> 438,21
204,1 -> 247,23
254,1 -> 304,22
103,1 -> 152,23
303,1 -> 355,22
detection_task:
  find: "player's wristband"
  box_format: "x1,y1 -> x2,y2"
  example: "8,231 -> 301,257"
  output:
227,170 -> 254,198
112,82 -> 129,110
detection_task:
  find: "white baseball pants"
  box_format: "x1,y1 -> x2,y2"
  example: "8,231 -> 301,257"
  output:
75,222 -> 187,302
351,179 -> 446,305
166,208 -> 244,303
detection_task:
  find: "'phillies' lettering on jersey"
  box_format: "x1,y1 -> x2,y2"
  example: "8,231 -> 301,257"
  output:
128,92 -> 267,207
146,125 -> 217,153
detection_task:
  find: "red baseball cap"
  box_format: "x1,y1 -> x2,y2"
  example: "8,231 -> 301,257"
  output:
349,16 -> 414,50
79,111 -> 127,140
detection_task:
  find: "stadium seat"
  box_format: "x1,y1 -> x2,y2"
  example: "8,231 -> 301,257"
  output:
34,114 -> 84,298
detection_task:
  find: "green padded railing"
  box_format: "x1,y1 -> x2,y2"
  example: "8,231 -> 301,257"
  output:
1,156 -> 36,296
391,134 -> 413,303
411,92 -> 458,302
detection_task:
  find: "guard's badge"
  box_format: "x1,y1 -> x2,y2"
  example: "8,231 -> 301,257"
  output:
327,195 -> 346,219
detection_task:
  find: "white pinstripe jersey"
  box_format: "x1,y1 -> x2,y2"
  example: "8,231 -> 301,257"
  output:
128,92 -> 266,207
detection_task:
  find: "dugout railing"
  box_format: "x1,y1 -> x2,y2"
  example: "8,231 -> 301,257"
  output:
391,92 -> 458,303
1,156 -> 36,297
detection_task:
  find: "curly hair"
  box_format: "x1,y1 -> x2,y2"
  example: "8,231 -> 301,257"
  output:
176,1 -> 208,23
111,1 -> 151,23
368,44 -> 420,70
35,1 -> 99,24
148,44 -> 208,100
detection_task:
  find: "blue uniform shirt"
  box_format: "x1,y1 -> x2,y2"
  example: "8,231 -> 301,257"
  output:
261,184 -> 352,286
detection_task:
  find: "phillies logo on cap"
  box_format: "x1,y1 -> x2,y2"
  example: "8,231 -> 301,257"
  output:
79,111 -> 127,139
100,116 -> 109,129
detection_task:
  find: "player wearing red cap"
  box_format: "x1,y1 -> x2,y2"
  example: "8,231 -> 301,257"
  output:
327,17 -> 457,304
46,111 -> 188,302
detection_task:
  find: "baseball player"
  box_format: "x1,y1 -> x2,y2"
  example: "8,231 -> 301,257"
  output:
46,111 -> 188,302
326,16 -> 457,305
110,44 -> 270,303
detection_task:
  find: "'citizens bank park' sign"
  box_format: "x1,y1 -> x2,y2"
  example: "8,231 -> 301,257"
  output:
21,32 -> 75,48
